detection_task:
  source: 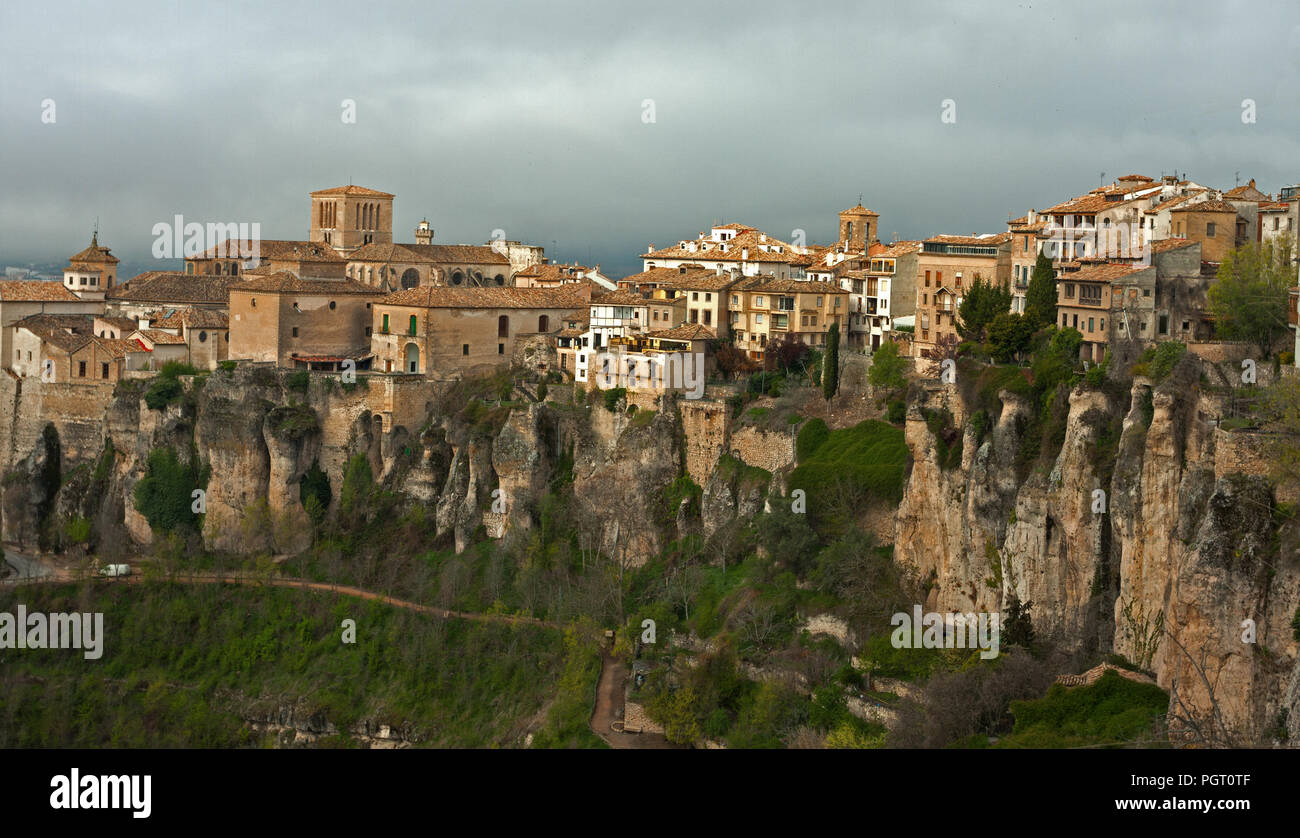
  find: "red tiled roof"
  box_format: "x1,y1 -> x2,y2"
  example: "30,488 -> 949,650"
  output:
310,185 -> 394,197
0,280 -> 83,302
380,285 -> 589,309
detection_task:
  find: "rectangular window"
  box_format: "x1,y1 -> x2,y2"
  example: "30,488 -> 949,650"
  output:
101,363 -> 109,378
756,313 -> 764,324
1065,284 -> 1075,298
1062,313 -> 1068,327
409,315 -> 418,335
382,314 -> 389,333
1206,222 -> 1216,237
498,343 -> 504,354
925,271 -> 931,286
78,361 -> 86,377
292,327 -> 299,337
462,344 -> 469,355
1088,317 -> 1094,332
704,310 -> 712,325
1158,314 -> 1169,335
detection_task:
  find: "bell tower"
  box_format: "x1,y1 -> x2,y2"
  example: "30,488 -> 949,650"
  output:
838,202 -> 879,254
309,185 -> 395,255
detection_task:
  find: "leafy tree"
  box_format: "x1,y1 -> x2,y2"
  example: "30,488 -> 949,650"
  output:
956,274 -> 1013,343
1002,594 -> 1036,649
987,312 -> 1035,363
338,453 -> 373,526
768,333 -> 811,374
1208,238 -> 1296,358
868,339 -> 907,396
822,323 -> 840,400
1024,252 -> 1058,330
716,342 -> 760,378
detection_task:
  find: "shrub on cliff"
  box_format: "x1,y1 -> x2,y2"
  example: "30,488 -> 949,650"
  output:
132,447 -> 208,535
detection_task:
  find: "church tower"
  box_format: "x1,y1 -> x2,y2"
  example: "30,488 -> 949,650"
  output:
414,219 -> 433,245
309,185 -> 395,255
63,231 -> 119,296
838,203 -> 879,254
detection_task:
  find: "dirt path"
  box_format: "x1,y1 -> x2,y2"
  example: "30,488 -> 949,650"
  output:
4,562 -> 680,747
589,652 -> 681,749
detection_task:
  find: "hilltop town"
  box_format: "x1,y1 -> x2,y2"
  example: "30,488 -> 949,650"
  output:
4,173 -> 1300,751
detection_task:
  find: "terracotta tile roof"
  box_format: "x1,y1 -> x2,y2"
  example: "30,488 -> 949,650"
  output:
924,233 -> 1013,246
380,285 -> 588,309
342,242 -> 422,263
96,337 -> 144,358
556,327 -> 586,338
645,227 -> 804,263
645,323 -> 716,341
95,315 -> 138,331
622,266 -> 740,291
13,313 -> 94,336
1148,238 -> 1196,253
195,239 -> 344,263
310,185 -> 394,197
0,280 -> 83,302
1117,174 -> 1154,183
398,243 -> 510,265
839,204 -> 877,216
1170,199 -> 1238,214
1258,202 -> 1290,212
515,263 -> 595,282
1064,263 -> 1151,283
150,307 -> 230,330
1147,191 -> 1207,213
234,273 -> 378,295
69,242 -> 119,264
591,290 -> 650,306
109,272 -> 241,304
134,329 -> 187,345
869,240 -> 922,258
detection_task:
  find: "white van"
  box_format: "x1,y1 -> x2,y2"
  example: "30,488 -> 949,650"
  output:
100,563 -> 131,577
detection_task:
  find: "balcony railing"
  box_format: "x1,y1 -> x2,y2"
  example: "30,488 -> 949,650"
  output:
1077,296 -> 1103,307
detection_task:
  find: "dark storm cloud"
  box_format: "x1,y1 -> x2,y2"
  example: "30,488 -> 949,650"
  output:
1,0 -> 1298,277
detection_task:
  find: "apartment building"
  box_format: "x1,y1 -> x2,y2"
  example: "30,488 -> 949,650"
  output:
727,278 -> 847,361
912,233 -> 1012,354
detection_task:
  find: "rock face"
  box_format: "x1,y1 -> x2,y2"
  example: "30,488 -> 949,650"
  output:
893,355 -> 1300,744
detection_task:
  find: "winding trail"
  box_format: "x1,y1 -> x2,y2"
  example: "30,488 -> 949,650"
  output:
2,555 -> 676,747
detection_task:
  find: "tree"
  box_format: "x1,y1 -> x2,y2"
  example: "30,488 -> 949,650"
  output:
956,274 -> 1013,343
1024,252 -> 1058,330
921,333 -> 960,378
1208,238 -> 1296,358
822,322 -> 840,400
768,333 -> 811,374
716,342 -> 760,378
987,312 -> 1035,363
867,339 -> 907,396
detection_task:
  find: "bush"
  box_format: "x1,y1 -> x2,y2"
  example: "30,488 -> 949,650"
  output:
602,387 -> 627,412
998,669 -> 1169,748
132,447 -> 209,535
796,418 -> 830,460
286,370 -> 310,392
887,400 -> 906,424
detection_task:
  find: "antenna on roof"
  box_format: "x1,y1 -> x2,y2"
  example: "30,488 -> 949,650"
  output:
1235,171 -> 1240,186
1099,172 -> 1105,187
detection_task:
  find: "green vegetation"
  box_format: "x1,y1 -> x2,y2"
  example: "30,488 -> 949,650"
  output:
823,322 -> 840,400
602,387 -> 627,412
997,669 -> 1169,748
300,460 -> 332,526
286,369 -> 311,392
1131,341 -> 1186,383
132,447 -> 209,535
956,275 -> 1013,344
143,361 -> 201,411
790,419 -> 908,537
266,402 -> 319,441
868,339 -> 907,400
1208,239 -> 1295,358
921,408 -> 963,471
0,583 -> 590,748
1024,252 -> 1058,330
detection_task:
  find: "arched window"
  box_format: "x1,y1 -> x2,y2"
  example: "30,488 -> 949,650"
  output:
451,270 -> 464,285
538,315 -> 549,332
494,274 -> 505,286
498,315 -> 509,338
405,343 -> 419,374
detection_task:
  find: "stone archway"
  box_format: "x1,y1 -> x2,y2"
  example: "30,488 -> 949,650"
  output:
404,343 -> 419,374
400,268 -> 420,290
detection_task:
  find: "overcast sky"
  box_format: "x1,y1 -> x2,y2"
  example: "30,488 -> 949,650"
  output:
2,0 -> 1299,278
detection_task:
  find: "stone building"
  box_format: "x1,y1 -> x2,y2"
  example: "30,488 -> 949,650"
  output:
912,233 -> 1012,354
228,272 -> 381,370
106,272 -> 240,320
642,223 -> 810,279
1169,200 -> 1241,262
370,285 -> 588,376
145,307 -> 231,370
10,314 -> 143,382
308,185 -> 395,255
62,233 -> 119,298
728,277 -> 848,361
1,280 -> 105,374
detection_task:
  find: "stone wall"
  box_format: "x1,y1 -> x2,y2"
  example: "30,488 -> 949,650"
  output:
730,425 -> 795,474
679,399 -> 728,484
1214,427 -> 1299,504
0,375 -> 115,474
